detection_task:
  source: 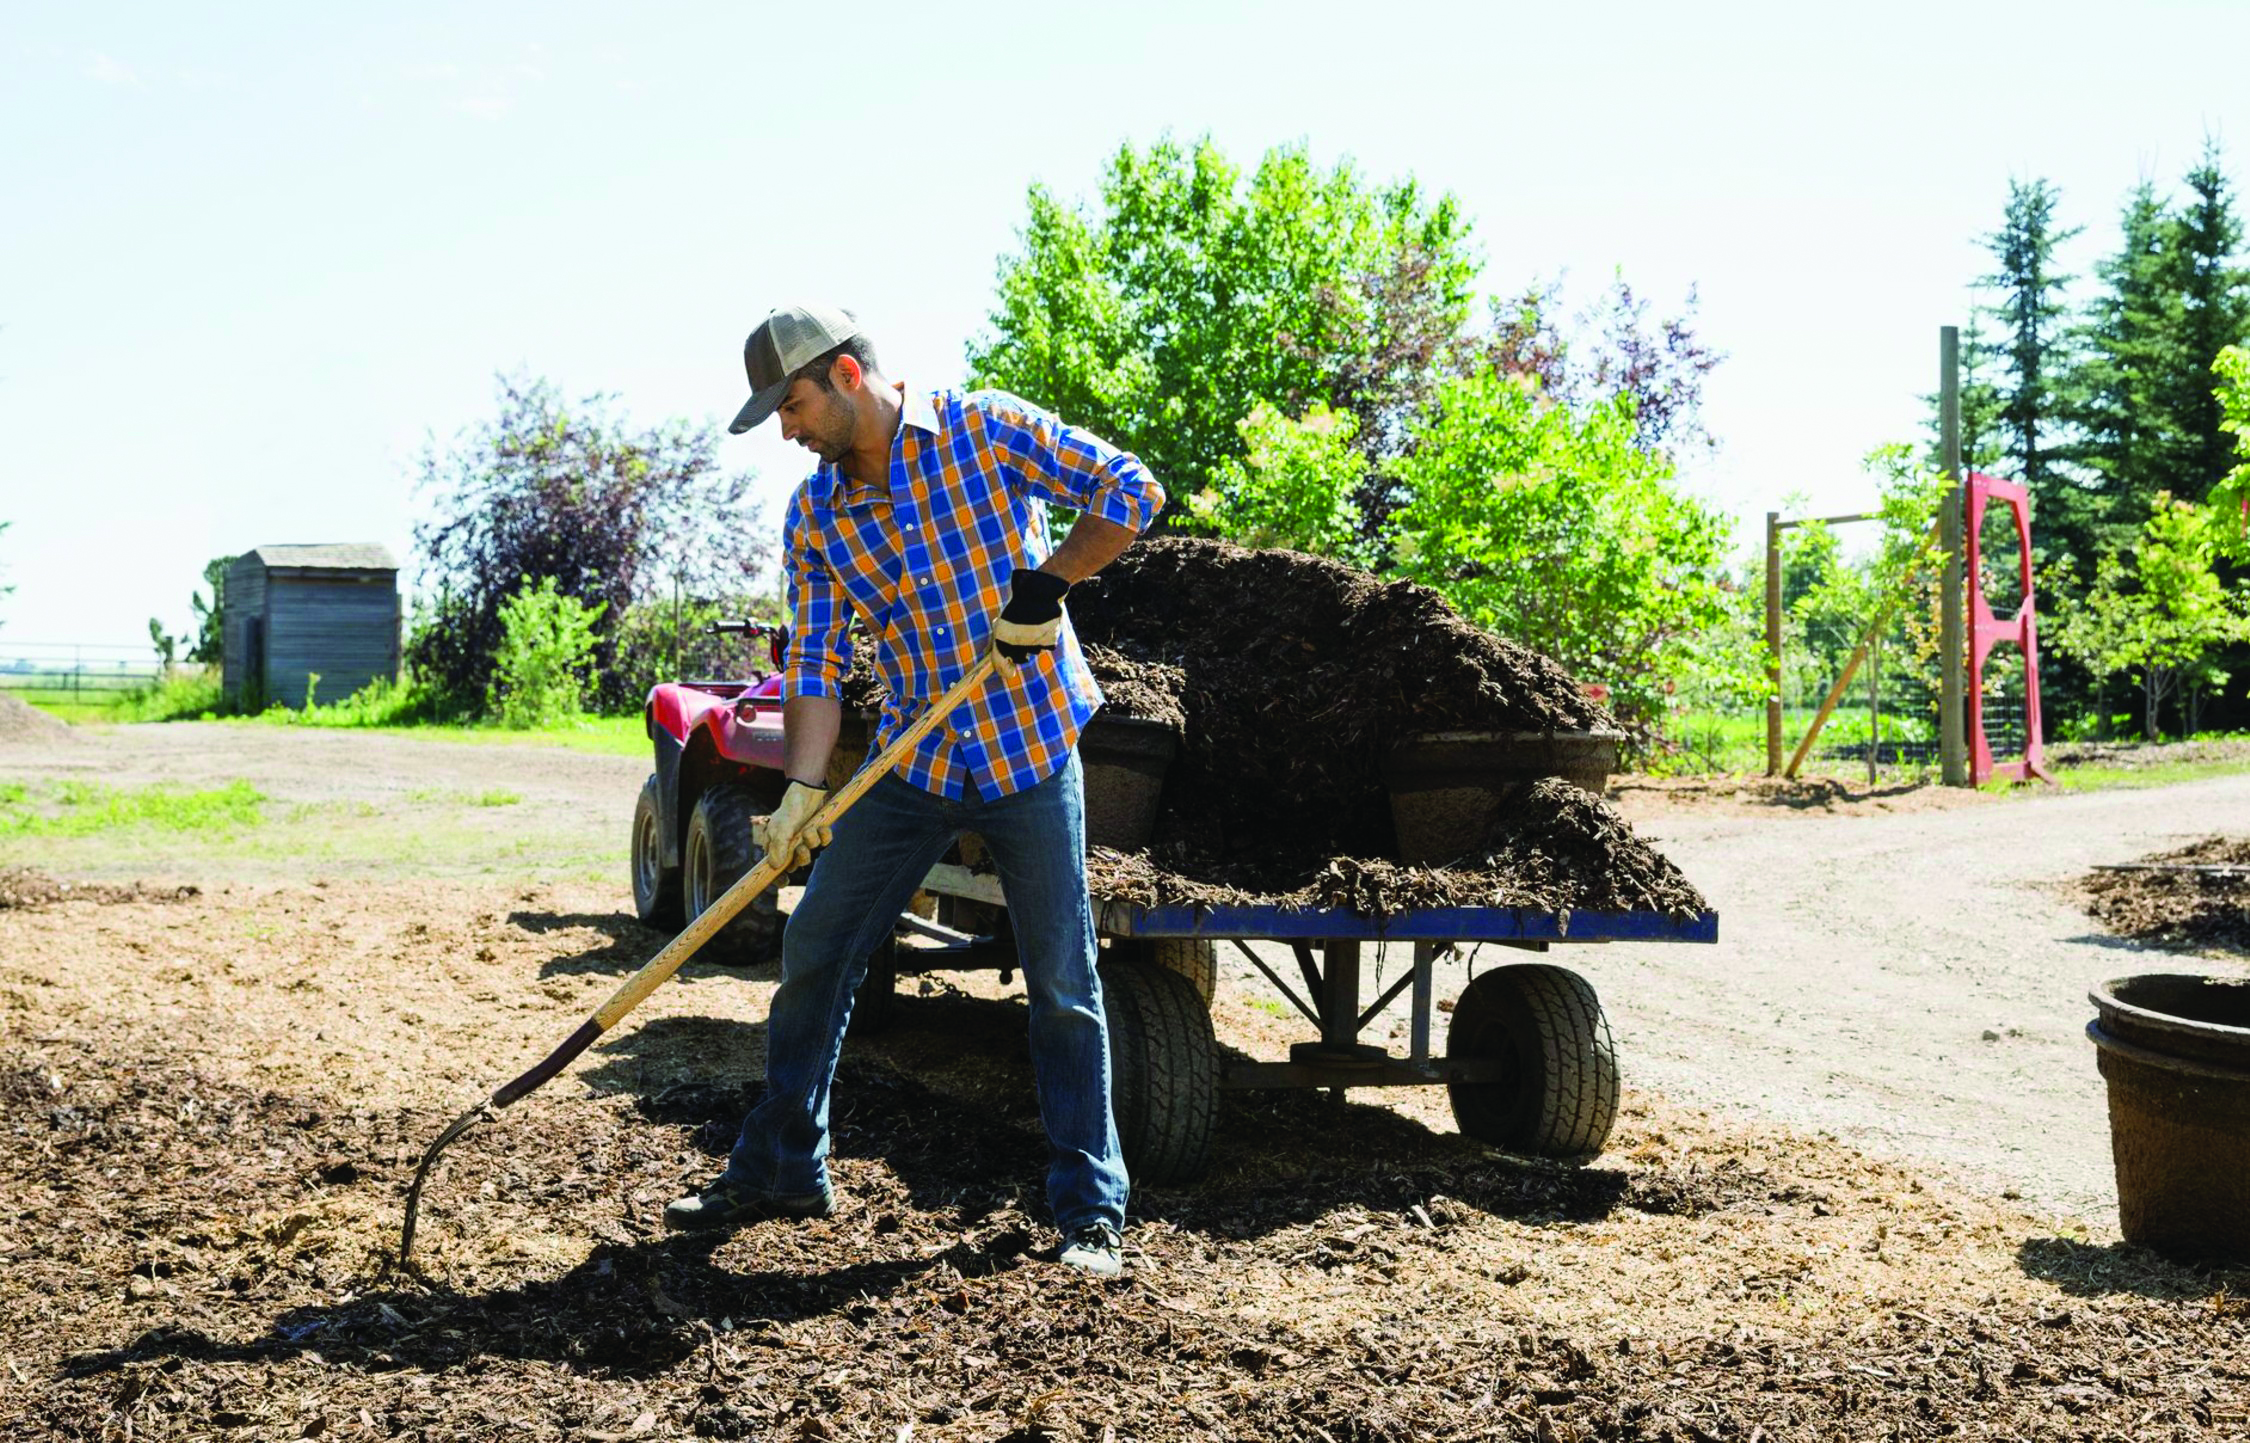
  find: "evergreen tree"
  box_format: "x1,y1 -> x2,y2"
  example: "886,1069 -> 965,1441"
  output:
2068,179 -> 2178,546
1975,178 -> 2083,516
2153,140 -> 2250,500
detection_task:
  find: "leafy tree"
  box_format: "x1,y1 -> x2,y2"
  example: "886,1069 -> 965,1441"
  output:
970,137 -> 1479,523
2048,495 -> 2249,739
1383,372 -> 1740,726
146,618 -> 178,668
1186,403 -> 1373,566
2215,343 -> 2250,557
486,576 -> 606,729
1483,276 -> 1724,456
407,375 -> 770,715
188,556 -> 233,665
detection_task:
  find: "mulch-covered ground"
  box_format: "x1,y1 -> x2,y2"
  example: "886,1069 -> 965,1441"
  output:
2081,837 -> 2250,954
5,876 -> 2248,1443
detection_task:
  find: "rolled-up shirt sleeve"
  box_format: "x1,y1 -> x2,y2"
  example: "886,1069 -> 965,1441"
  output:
969,390 -> 1166,533
781,485 -> 851,702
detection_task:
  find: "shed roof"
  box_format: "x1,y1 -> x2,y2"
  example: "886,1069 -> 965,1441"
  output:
245,543 -> 399,572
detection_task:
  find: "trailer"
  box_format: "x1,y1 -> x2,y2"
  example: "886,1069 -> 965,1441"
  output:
638,629 -> 1719,1184
861,861 -> 1718,1184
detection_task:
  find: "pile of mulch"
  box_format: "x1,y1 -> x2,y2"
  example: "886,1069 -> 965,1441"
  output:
0,866 -> 199,911
1069,538 -> 1612,870
832,539 -> 1700,919
1091,779 -> 1704,920
0,692 -> 75,744
2081,837 -> 2250,953
9,1010 -> 2248,1442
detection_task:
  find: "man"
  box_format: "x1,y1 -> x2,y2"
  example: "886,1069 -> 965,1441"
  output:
664,304 -> 1164,1278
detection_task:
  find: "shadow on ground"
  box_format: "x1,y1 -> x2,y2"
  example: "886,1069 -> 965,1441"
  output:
2016,1234 -> 2250,1301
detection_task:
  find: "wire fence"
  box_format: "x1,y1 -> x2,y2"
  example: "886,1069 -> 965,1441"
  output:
0,641 -> 167,712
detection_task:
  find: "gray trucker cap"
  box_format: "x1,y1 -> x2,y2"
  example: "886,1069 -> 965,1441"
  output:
729,303 -> 861,434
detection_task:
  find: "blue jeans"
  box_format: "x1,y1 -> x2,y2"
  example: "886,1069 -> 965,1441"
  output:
727,749 -> 1129,1232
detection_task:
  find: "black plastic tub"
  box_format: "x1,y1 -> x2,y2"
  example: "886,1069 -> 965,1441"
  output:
1078,713 -> 1179,851
2087,973 -> 2250,1261
1380,729 -> 1624,866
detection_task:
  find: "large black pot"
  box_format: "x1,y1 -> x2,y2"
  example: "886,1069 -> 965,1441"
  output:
2087,972 -> 2250,1261
1380,728 -> 1623,866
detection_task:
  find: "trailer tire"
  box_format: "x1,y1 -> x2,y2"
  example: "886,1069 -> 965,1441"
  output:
631,774 -> 683,929
684,782 -> 783,963
1110,937 -> 1218,1007
1446,964 -> 1619,1159
1100,958 -> 1217,1185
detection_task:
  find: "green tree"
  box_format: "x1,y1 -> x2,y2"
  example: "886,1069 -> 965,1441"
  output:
1382,373 -> 1741,725
1975,179 -> 2085,541
2048,495 -> 2249,739
188,556 -> 233,665
408,375 -> 770,715
486,576 -> 607,729
970,137 -> 1479,524
2214,343 -> 2250,558
2153,141 -> 2250,500
2069,179 -> 2178,540
1187,402 -> 1373,566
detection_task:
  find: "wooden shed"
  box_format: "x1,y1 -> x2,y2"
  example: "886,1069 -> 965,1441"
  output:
223,544 -> 401,709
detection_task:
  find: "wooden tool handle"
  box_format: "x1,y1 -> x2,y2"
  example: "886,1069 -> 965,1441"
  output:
468,651 -> 1006,1116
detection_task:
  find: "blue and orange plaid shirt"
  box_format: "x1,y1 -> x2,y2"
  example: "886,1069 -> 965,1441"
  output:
781,386 -> 1166,800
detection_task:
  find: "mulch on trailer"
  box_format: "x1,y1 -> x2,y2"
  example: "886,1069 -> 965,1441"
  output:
2081,837 -> 2250,954
840,539 -> 1701,918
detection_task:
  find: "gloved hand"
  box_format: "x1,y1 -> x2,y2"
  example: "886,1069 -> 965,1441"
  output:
993,568 -> 1071,669
753,780 -> 832,870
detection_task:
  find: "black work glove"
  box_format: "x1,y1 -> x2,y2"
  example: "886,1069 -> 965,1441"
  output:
993,568 -> 1071,667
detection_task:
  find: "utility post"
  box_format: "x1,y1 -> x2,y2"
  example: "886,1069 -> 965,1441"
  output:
1764,510 -> 1783,775
1939,326 -> 1968,786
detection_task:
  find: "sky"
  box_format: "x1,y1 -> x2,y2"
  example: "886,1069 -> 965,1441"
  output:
5,0 -> 2249,651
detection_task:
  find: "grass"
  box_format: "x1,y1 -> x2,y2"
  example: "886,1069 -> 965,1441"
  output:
0,778 -> 266,837
2041,757 -> 2250,793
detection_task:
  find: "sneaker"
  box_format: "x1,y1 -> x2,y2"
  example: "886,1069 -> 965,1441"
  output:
662,1176 -> 835,1233
1058,1221 -> 1124,1278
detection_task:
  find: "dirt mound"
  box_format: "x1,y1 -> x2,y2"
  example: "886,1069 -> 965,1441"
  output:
1091,779 -> 1704,919
835,540 -> 1691,917
0,691 -> 74,744
2081,837 -> 2250,953
0,867 -> 199,910
1070,538 -> 1612,868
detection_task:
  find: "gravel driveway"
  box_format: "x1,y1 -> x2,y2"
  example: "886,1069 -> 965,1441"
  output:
1589,776 -> 2250,1230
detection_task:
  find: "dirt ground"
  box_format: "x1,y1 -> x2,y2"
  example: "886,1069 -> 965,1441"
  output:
3,722 -> 2248,1440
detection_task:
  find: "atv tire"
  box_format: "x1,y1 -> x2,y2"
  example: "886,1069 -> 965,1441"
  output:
631,774 -> 684,929
1445,964 -> 1619,1159
684,782 -> 783,964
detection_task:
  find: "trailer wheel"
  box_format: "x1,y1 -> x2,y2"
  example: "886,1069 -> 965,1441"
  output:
1110,937 -> 1218,1007
1100,958 -> 1217,1185
684,783 -> 783,963
631,774 -> 683,929
1446,964 -> 1619,1159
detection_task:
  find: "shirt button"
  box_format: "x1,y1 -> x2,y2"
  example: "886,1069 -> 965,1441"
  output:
921,576 -> 933,585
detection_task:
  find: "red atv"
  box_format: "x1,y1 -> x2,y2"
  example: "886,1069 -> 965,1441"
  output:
631,620 -> 797,957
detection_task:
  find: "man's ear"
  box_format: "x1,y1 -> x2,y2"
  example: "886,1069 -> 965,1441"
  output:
833,355 -> 864,391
